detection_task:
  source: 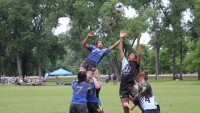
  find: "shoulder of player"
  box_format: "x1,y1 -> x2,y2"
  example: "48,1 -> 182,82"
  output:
87,45 -> 96,49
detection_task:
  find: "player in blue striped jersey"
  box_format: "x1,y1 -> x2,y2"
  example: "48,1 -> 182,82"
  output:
69,71 -> 91,113
80,31 -> 127,76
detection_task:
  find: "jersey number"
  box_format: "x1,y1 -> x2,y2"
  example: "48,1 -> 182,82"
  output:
77,86 -> 83,94
145,97 -> 150,103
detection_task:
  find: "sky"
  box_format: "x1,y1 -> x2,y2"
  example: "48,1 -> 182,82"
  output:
54,0 -> 191,45
53,17 -> 150,44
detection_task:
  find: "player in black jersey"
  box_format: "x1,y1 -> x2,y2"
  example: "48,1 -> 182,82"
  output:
118,33 -> 141,113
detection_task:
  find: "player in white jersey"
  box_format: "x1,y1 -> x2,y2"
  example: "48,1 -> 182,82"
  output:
123,71 -> 160,113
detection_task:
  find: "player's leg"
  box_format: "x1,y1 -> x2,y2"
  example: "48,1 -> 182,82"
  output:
87,102 -> 95,113
129,86 -> 139,102
76,104 -> 89,113
120,86 -> 135,113
86,61 -> 97,77
121,98 -> 129,113
69,104 -> 76,113
87,102 -> 102,113
80,67 -> 87,72
80,59 -> 89,72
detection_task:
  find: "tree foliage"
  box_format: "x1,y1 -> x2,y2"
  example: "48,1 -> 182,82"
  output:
0,0 -> 200,80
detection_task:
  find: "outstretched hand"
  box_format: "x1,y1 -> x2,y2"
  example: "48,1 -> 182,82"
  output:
120,30 -> 127,38
87,31 -> 94,37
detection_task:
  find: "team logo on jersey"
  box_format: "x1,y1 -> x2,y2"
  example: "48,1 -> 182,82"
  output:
121,64 -> 131,76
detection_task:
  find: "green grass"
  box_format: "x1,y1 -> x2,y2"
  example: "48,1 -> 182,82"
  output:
0,79 -> 200,113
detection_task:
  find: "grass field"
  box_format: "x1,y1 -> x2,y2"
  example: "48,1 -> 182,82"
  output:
0,77 -> 200,113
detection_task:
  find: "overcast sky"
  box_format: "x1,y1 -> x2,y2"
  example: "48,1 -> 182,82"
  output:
54,0 -> 191,45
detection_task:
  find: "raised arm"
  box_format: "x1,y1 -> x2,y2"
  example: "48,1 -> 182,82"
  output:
118,30 -> 127,60
82,31 -> 94,48
92,76 -> 101,89
93,69 -> 101,89
108,30 -> 127,51
136,34 -> 141,65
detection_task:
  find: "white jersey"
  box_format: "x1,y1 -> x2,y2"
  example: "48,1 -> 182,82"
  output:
134,95 -> 158,111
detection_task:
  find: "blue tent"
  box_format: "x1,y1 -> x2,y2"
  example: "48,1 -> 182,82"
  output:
43,68 -> 73,81
50,68 -> 73,76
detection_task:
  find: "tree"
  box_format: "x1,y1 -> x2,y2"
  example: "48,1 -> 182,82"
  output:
64,1 -> 149,77
185,0 -> 200,80
0,0 -> 66,77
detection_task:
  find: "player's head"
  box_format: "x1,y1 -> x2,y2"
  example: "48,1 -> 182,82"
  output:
86,74 -> 92,83
77,71 -> 87,83
128,53 -> 136,62
93,69 -> 99,78
95,40 -> 104,49
138,82 -> 153,98
136,70 -> 149,82
135,71 -> 145,83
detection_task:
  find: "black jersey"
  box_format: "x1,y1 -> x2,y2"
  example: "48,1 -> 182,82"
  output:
120,58 -> 139,88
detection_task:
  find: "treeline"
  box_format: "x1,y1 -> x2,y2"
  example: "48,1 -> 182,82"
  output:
0,0 -> 199,80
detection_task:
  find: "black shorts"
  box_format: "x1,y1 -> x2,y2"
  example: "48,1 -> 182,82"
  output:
70,104 -> 88,113
80,59 -> 97,71
87,102 -> 104,113
143,109 -> 160,113
119,86 -> 138,98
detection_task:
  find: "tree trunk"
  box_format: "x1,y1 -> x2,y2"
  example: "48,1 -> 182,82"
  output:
112,55 -> 121,82
152,0 -> 160,80
38,65 -> 42,77
172,51 -> 176,80
10,61 -> 17,77
155,45 -> 159,80
22,55 -> 27,79
106,57 -> 113,80
16,53 -> 22,78
179,41 -> 183,80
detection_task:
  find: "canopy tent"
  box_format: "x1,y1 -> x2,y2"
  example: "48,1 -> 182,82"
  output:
43,68 -> 73,81
50,68 -> 73,76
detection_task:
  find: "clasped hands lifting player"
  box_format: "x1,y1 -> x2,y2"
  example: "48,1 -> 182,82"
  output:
78,30 -> 127,113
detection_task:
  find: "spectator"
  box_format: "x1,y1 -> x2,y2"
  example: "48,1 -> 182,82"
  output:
8,76 -> 12,85
112,73 -> 117,85
55,76 -> 59,86
26,77 -> 31,86
1,76 -> 5,86
12,76 -> 17,84
175,74 -> 180,84
105,75 -> 109,83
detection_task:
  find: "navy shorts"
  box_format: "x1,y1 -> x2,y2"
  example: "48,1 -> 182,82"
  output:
80,59 -> 97,71
70,104 -> 88,113
87,102 -> 103,113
